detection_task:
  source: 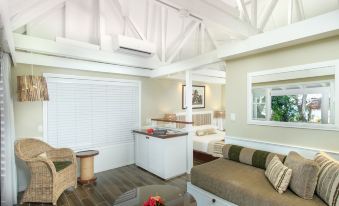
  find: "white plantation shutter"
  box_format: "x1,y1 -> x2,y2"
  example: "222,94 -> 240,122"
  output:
44,74 -> 140,150
0,52 -> 17,206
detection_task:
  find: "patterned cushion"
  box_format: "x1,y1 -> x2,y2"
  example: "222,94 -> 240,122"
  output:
314,152 -> 339,206
285,151 -> 320,199
222,144 -> 286,169
265,155 -> 292,194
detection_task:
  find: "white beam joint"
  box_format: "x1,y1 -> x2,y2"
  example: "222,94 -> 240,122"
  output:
236,0 -> 250,23
259,0 -> 279,31
167,21 -> 200,64
11,0 -> 66,31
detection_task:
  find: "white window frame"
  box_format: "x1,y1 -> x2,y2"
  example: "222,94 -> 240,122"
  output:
42,73 -> 142,150
247,59 -> 339,131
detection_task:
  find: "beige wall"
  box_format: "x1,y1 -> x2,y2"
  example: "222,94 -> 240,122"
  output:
224,35 -> 339,151
12,64 -> 224,139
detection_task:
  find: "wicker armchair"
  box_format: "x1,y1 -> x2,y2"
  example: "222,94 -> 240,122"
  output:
15,138 -> 77,205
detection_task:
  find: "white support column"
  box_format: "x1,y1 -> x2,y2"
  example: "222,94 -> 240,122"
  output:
185,71 -> 193,174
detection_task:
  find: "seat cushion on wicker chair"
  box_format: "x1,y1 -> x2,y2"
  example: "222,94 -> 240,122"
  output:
53,161 -> 72,172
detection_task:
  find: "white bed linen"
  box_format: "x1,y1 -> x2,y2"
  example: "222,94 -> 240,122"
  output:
193,130 -> 225,154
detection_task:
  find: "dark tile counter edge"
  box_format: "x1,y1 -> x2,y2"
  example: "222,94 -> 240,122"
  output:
133,130 -> 188,139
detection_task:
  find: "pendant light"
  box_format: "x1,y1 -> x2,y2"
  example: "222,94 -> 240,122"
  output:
17,54 -> 49,102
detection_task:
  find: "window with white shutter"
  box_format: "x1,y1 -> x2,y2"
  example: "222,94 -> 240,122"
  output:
43,74 -> 140,150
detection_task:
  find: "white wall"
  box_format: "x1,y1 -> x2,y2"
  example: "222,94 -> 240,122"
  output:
224,35 -> 339,152
12,63 -> 224,190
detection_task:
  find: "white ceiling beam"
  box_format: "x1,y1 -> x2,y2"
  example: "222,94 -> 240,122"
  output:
127,17 -> 146,40
9,0 -> 41,18
193,69 -> 226,78
15,51 -> 152,77
236,0 -> 251,23
96,0 -> 102,45
146,0 -> 154,40
14,33 -> 162,69
203,0 -> 239,19
295,0 -> 305,21
204,24 -> 218,48
11,0 -> 66,31
166,21 -> 200,64
288,0 -> 293,25
218,10 -> 339,60
199,23 -> 205,54
151,50 -> 219,77
251,0 -> 257,28
258,0 -> 279,31
161,6 -> 167,62
167,73 -> 225,84
0,0 -> 16,64
156,0 -> 257,37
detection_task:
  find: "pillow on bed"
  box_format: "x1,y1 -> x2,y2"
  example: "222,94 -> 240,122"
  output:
196,128 -> 217,136
193,125 -> 217,131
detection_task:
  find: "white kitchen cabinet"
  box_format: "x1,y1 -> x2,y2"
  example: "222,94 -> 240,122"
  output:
134,133 -> 187,180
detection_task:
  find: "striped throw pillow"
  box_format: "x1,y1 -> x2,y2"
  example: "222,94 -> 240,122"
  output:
314,152 -> 339,206
222,144 -> 286,169
265,155 -> 292,194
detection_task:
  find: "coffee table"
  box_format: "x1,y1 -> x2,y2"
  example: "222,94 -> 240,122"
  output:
113,185 -> 196,206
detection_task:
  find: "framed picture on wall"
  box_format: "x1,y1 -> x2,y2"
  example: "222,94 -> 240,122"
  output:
182,85 -> 205,109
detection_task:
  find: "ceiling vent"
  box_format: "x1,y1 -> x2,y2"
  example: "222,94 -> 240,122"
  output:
112,35 -> 156,57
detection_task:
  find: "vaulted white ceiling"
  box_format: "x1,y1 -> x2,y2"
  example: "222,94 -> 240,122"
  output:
0,0 -> 338,83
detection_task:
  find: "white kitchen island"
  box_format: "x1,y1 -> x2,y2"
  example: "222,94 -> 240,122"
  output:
133,129 -> 188,180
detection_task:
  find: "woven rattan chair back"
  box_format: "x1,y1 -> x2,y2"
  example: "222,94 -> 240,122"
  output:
15,138 -> 53,160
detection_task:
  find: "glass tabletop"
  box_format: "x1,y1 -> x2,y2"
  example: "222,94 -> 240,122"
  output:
113,185 -> 196,206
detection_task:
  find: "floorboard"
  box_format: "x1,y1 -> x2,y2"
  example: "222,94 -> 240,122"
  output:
17,164 -> 195,206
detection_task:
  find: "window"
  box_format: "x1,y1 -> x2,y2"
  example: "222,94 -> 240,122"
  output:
43,74 -> 140,150
252,81 -> 334,124
247,60 -> 339,130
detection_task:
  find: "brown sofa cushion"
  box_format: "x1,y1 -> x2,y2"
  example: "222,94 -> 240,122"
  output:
191,158 -> 327,206
285,151 -> 320,199
222,144 -> 286,169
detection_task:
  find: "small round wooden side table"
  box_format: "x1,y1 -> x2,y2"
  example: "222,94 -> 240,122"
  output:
76,150 -> 99,185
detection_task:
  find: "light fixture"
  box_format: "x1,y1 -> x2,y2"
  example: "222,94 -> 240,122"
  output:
214,110 -> 225,131
214,111 -> 225,119
17,57 -> 49,102
164,113 -> 177,121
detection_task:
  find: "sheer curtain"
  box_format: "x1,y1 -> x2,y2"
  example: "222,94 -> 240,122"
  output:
0,52 -> 17,205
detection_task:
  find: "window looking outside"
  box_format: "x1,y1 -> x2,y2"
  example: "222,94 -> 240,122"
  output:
252,81 -> 334,124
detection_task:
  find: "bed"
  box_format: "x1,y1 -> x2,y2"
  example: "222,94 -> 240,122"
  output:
175,111 -> 225,163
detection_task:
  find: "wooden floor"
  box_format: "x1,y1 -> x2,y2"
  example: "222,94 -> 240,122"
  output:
17,164 -> 195,206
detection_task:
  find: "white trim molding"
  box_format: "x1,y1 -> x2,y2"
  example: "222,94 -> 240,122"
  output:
247,58 -> 339,131
225,136 -> 339,160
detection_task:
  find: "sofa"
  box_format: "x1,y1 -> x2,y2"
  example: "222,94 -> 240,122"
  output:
189,144 -> 338,206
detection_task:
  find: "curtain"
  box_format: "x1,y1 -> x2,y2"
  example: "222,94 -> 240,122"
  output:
0,52 -> 17,205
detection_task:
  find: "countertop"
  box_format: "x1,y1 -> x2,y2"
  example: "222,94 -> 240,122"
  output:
133,129 -> 188,139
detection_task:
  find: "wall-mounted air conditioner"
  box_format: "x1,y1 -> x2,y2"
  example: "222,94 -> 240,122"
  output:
112,35 -> 156,57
